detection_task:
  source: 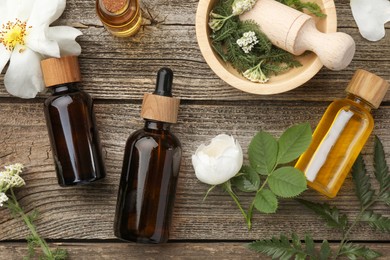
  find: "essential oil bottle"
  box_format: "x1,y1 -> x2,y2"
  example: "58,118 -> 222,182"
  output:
295,69 -> 389,198
96,0 -> 142,37
114,68 -> 182,244
42,56 -> 106,186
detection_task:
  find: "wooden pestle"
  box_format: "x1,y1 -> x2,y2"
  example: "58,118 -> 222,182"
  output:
240,0 -> 355,71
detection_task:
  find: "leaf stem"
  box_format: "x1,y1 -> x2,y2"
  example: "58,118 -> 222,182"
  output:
225,184 -> 250,229
247,178 -> 270,229
335,196 -> 381,258
8,188 -> 54,259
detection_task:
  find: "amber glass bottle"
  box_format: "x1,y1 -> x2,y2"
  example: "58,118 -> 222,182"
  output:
114,68 -> 182,243
42,56 -> 106,186
295,70 -> 389,198
96,0 -> 142,37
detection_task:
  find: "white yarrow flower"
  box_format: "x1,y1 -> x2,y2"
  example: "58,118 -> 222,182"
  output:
237,31 -> 259,53
350,0 -> 390,41
0,192 -> 8,207
0,0 -> 82,98
0,163 -> 25,192
232,0 -> 257,16
192,134 -> 243,185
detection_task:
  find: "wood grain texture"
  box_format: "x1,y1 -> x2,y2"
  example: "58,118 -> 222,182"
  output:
0,102 -> 389,241
0,1 -> 389,101
0,242 -> 390,260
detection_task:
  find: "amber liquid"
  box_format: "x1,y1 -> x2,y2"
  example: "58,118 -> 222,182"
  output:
44,84 -> 106,186
114,121 -> 182,243
295,95 -> 374,198
96,0 -> 142,37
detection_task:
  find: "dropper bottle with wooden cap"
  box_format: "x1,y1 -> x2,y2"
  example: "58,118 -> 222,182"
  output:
114,68 -> 182,243
295,69 -> 389,198
42,56 -> 106,186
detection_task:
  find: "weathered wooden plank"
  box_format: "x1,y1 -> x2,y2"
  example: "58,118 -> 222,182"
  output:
0,102 -> 389,241
1,1 -> 389,101
0,242 -> 389,260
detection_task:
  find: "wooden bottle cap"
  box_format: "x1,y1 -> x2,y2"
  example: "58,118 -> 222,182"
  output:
346,69 -> 389,109
40,56 -> 81,88
141,93 -> 180,124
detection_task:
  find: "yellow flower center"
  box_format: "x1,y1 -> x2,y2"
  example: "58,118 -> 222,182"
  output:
0,19 -> 30,51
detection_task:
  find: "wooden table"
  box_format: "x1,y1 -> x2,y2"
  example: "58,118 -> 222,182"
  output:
0,0 -> 389,259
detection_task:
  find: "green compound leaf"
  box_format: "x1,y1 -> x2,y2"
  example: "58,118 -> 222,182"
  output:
304,234 -> 315,257
374,136 -> 390,192
352,154 -> 375,208
231,165 -> 260,192
268,167 -> 307,198
361,211 -> 390,233
247,234 -> 308,260
248,131 -> 278,175
254,189 -> 278,214
297,199 -> 348,231
319,240 -> 331,260
339,242 -> 382,260
380,191 -> 390,206
277,123 -> 312,164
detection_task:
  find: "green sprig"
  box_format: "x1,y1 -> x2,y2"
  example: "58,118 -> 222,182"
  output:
209,0 -> 325,82
217,123 -> 311,229
248,135 -> 389,259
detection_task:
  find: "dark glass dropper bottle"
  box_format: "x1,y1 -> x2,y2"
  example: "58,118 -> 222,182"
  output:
114,68 -> 182,243
42,56 -> 106,186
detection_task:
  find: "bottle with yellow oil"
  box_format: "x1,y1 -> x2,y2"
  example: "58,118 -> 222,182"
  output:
295,69 -> 389,198
96,0 -> 142,37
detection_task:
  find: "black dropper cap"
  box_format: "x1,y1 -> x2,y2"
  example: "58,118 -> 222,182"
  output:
153,68 -> 173,97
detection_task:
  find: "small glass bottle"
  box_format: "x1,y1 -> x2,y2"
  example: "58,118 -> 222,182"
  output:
42,56 -> 106,186
114,68 -> 182,243
96,0 -> 142,37
295,69 -> 389,198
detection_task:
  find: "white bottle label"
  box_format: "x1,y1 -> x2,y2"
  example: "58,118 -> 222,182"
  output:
306,109 -> 354,182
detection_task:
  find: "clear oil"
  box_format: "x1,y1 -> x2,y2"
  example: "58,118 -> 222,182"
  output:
295,94 -> 374,198
96,0 -> 142,37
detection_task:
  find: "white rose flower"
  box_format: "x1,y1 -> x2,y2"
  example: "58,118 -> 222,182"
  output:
0,0 -> 82,98
192,134 -> 243,185
0,192 -> 8,207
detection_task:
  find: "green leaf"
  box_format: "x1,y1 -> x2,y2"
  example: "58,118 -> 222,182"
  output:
247,234 -> 307,260
254,189 -> 278,214
297,199 -> 348,231
319,240 -> 331,260
248,131 -> 278,175
231,165 -> 260,192
339,242 -> 382,259
304,234 -> 315,257
361,211 -> 390,233
277,123 -> 312,164
268,167 -> 307,198
374,136 -> 390,192
352,154 -> 375,208
380,191 -> 390,206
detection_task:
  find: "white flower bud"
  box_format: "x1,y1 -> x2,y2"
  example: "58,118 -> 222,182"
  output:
192,134 -> 243,185
236,31 -> 259,53
0,192 -> 8,207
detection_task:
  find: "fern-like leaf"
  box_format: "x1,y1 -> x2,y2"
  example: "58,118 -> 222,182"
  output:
339,242 -> 382,259
361,211 -> 390,232
319,240 -> 331,260
297,199 -> 348,231
352,154 -> 375,208
380,191 -> 390,206
247,234 -> 312,260
374,136 -> 390,192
